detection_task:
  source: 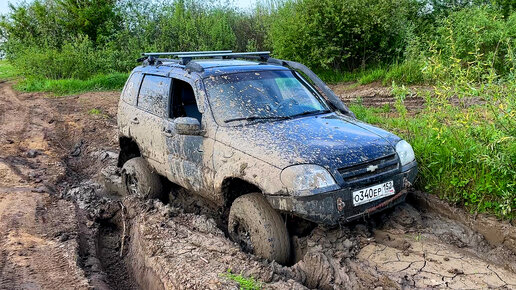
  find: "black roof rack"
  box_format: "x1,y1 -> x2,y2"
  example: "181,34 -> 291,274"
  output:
138,50 -> 270,66
177,51 -> 270,65
138,50 -> 233,65
143,50 -> 233,57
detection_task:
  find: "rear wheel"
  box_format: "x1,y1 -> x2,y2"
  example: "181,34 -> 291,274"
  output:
228,193 -> 290,264
121,157 -> 162,199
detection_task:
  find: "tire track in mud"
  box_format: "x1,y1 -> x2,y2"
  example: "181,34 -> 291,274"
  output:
1,80 -> 516,289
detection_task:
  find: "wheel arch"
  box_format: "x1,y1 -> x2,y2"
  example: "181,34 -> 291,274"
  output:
220,177 -> 262,210
118,136 -> 141,167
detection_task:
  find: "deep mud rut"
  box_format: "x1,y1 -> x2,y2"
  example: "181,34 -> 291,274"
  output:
1,80 -> 515,289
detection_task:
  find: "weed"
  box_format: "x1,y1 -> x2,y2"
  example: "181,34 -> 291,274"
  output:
391,82 -> 409,118
88,108 -> 104,116
220,269 -> 262,290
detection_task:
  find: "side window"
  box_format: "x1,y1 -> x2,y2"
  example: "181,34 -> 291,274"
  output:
170,79 -> 202,123
137,75 -> 171,117
122,72 -> 142,105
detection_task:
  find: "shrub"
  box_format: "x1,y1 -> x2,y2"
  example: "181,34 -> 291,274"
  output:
269,0 -> 421,71
10,36 -> 113,80
422,6 -> 515,82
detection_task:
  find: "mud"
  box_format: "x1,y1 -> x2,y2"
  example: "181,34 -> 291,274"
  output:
1,80 -> 515,289
330,82 -> 427,112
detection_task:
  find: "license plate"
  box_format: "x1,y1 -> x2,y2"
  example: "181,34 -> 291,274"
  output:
352,181 -> 395,206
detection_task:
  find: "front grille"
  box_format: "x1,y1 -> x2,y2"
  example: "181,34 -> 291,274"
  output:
338,153 -> 399,186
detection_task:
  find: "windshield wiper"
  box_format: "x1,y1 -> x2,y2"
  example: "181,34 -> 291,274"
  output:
288,109 -> 331,118
224,116 -> 290,123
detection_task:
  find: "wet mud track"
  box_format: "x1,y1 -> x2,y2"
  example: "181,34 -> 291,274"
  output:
0,80 -> 515,289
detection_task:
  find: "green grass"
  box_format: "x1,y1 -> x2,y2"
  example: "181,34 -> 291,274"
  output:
14,72 -> 128,95
357,67 -> 387,84
316,69 -> 381,84
349,83 -> 516,219
383,60 -> 426,85
220,269 -> 262,290
0,60 -> 19,80
88,108 -> 103,115
317,60 -> 426,85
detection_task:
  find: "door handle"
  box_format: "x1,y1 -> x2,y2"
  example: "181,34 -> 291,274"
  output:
162,129 -> 173,137
131,117 -> 139,124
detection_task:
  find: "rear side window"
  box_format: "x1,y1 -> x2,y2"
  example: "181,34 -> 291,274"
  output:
137,75 -> 171,117
122,72 -> 142,105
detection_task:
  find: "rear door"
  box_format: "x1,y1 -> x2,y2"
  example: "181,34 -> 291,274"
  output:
132,74 -> 171,169
118,71 -> 143,137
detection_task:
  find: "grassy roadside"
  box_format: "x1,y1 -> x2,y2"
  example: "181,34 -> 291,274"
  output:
350,83 -> 515,220
317,60 -> 426,85
14,72 -> 128,95
0,60 -> 127,95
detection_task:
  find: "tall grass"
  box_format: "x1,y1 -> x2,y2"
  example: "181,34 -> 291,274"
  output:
351,84 -> 515,219
318,60 -> 426,85
0,60 -> 18,80
14,73 -> 128,95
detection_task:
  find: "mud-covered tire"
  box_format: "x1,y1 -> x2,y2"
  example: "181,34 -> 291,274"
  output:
121,157 -> 162,199
228,193 -> 290,264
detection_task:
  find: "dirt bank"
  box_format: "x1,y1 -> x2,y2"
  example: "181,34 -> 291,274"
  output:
0,81 -> 515,289
330,82 -> 427,112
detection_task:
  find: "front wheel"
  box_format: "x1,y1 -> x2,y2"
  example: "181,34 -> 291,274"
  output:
121,157 -> 162,199
228,193 -> 290,264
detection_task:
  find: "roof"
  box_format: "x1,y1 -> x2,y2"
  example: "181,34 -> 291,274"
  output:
136,58 -> 289,79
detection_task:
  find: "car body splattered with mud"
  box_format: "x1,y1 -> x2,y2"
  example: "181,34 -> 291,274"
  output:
117,51 -> 417,264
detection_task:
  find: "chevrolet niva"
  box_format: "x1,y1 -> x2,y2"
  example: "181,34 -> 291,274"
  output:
117,51 -> 417,264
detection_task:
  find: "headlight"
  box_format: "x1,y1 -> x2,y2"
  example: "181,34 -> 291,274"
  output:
396,140 -> 415,166
280,164 -> 339,196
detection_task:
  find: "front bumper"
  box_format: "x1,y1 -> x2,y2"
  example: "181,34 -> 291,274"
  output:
266,161 -> 417,226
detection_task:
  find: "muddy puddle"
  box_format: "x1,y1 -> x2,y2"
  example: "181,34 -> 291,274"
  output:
1,80 -> 515,289
57,162 -> 513,289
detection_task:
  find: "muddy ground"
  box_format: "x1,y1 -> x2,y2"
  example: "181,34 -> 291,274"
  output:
1,80 -> 515,289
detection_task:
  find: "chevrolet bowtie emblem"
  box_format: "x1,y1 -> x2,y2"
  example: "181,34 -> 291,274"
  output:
366,164 -> 379,172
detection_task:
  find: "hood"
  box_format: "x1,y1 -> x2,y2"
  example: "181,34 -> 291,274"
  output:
216,112 -> 401,170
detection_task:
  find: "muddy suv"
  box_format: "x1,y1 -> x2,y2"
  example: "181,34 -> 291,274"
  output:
117,51 -> 417,264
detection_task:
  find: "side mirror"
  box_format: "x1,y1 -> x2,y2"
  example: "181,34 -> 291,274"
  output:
174,117 -> 201,135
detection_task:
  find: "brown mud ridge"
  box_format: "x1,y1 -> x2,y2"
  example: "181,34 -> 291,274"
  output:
330,82 -> 484,113
330,82 -> 427,112
1,81 -> 515,289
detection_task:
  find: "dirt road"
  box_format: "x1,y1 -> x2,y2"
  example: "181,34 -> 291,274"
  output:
1,80 -> 515,289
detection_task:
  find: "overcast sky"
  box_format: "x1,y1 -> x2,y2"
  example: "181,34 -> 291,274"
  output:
0,0 -> 257,15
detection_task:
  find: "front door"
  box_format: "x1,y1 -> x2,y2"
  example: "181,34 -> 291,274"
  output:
164,77 -> 215,196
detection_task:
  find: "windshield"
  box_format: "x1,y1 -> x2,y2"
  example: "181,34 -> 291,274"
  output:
204,70 -> 329,124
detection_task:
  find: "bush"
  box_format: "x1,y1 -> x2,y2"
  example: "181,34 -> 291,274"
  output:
422,6 -> 515,83
10,36 -> 114,80
269,0 -> 420,71
0,60 -> 18,80
0,0 -> 257,80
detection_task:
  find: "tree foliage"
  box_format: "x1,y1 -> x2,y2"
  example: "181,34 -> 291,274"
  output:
0,0 -> 514,79
269,0 -> 422,71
